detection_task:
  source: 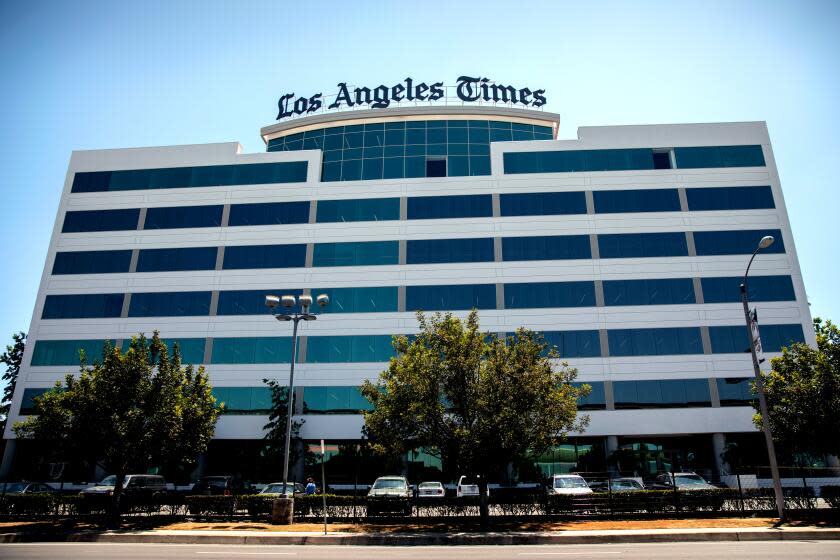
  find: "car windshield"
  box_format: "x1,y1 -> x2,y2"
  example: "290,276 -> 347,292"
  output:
554,477 -> 588,489
98,475 -> 117,486
262,484 -> 291,493
4,483 -> 27,492
675,475 -> 707,486
372,479 -> 406,490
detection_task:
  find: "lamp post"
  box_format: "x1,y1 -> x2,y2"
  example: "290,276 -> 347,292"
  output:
265,292 -> 329,523
740,235 -> 785,520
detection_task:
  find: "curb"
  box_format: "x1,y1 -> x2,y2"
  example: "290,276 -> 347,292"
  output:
2,529 -> 840,545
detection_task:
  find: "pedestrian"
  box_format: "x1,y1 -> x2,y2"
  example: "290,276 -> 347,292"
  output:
305,477 -> 316,495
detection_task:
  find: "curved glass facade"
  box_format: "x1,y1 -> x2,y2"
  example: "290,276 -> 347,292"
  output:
267,119 -> 554,181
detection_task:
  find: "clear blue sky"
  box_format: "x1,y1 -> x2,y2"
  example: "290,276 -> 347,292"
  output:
1,0 -> 838,356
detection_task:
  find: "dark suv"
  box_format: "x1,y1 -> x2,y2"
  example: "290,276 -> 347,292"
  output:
190,476 -> 252,496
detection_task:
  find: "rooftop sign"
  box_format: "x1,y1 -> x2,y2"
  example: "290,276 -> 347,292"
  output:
276,76 -> 547,121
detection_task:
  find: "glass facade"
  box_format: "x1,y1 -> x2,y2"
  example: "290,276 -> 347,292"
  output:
573,382 -> 606,410
267,120 -> 553,181
502,235 -> 591,261
52,250 -> 132,275
594,188 -> 681,214
700,275 -> 796,303
30,339 -> 115,366
313,241 -> 399,267
217,289 -> 304,316
598,232 -> 688,259
613,379 -> 712,409
120,337 -> 206,364
603,278 -> 695,306
504,148 -> 658,174
542,330 -> 601,358
137,247 -> 218,272
407,238 -> 494,264
144,205 -> 223,229
306,335 -> 394,363
228,201 -> 310,227
316,198 -> 400,223
41,293 -> 124,319
19,388 -> 52,415
406,283 -> 496,311
311,287 -> 398,314
673,145 -> 765,169
499,192 -> 587,216
686,186 -> 775,211
71,161 -> 308,193
62,208 -> 140,233
223,244 -> 306,269
303,386 -> 373,414
211,337 -> 295,364
708,323 -> 805,354
504,281 -> 596,309
608,327 -> 703,356
693,229 -> 785,256
127,291 -> 212,317
213,386 -> 272,414
716,377 -> 755,406
407,194 -> 492,220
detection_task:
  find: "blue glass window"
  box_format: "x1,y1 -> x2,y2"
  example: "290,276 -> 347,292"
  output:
407,194 -> 492,220
406,284 -> 496,311
62,209 -> 140,233
217,289 -> 303,315
716,378 -> 755,406
213,386 -> 272,414
499,192 -> 587,216
613,379 -> 712,409
312,287 -> 398,314
144,205 -> 223,229
211,337 -> 294,364
674,145 -> 765,169
313,241 -> 399,267
700,275 -> 795,303
502,235 -> 591,261
686,186 -> 775,211
127,291 -> 212,317
71,161 -> 308,193
593,189 -> 681,213
709,324 -> 805,354
693,229 -> 785,256
52,250 -> 132,275
407,238 -> 494,264
137,247 -> 218,272
19,388 -> 53,415
543,330 -> 601,358
120,337 -> 206,364
303,386 -> 373,414
504,281 -> 596,308
306,335 -> 394,363
572,382 -> 606,410
598,232 -> 688,259
41,293 -> 124,319
603,278 -> 696,306
228,201 -> 310,226
316,198 -> 400,222
30,339 -> 115,366
608,327 -> 703,356
223,244 -> 306,269
503,149 -> 655,174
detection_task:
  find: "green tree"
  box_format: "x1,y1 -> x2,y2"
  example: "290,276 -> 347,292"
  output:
14,332 -> 218,526
0,332 -> 26,434
753,317 -> 840,460
361,310 -> 589,528
260,378 -> 305,480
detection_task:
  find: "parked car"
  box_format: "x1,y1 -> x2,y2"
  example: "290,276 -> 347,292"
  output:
548,474 -> 593,495
589,478 -> 645,493
367,476 -> 412,516
258,482 -> 306,496
2,482 -> 55,494
647,472 -> 716,491
190,476 -> 252,496
80,474 -> 167,498
456,475 -> 489,498
416,481 -> 445,498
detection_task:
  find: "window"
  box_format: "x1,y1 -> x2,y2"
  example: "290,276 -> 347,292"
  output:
499,192 -> 587,216
30,339 -> 115,366
693,229 -> 785,256
52,250 -> 132,275
717,378 -> 755,406
228,201 -> 310,226
593,189 -> 681,214
222,244 -> 306,269
306,335 -> 394,363
613,379 -> 712,409
708,323 -> 805,353
652,151 -> 672,170
217,289 -> 303,315
313,241 -> 399,267
211,337 -> 295,364
311,287 -> 399,314
603,278 -> 695,306
71,161 -> 308,193
700,275 -> 795,303
686,186 -> 775,211
316,198 -> 399,223
407,194 -> 492,220
572,382 -> 606,410
303,386 -> 372,414
598,232 -> 688,259
213,387 -> 272,414
504,281 -> 596,309
406,284 -> 496,311
121,337 -> 206,364
137,247 -> 218,272
542,330 -> 601,358
503,148 -> 656,174
426,158 -> 446,177
608,327 -> 703,356
127,291 -> 212,317
62,208 -> 140,233
19,388 -> 53,415
673,145 -> 765,169
502,235 -> 591,261
144,205 -> 223,229
42,293 -> 124,319
407,238 -> 495,264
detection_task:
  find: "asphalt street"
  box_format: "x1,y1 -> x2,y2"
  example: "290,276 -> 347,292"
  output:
1,542 -> 838,559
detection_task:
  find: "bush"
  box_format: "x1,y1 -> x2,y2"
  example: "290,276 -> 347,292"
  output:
184,495 -> 237,518
821,486 -> 840,508
0,493 -> 57,516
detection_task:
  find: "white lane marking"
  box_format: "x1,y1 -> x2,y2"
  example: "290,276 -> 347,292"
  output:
518,553 -> 622,556
195,553 -> 297,556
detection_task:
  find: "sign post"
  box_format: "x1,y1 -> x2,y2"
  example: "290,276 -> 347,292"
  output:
321,439 -> 327,535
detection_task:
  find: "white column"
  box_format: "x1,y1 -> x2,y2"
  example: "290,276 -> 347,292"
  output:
712,433 -> 728,476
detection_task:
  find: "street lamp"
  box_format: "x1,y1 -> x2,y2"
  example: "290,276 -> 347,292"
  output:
265,292 -> 329,522
740,235 -> 785,520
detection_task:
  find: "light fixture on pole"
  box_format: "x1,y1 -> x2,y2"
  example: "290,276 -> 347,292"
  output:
265,291 -> 329,523
740,235 -> 785,520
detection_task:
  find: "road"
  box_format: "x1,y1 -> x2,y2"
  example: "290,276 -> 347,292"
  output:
1,542 -> 838,559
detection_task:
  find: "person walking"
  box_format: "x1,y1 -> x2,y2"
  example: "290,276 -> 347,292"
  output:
305,477 -> 316,495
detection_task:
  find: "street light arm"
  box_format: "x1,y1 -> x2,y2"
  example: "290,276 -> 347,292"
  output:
741,246 -> 761,294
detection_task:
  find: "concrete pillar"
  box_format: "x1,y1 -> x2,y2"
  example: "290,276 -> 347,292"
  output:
606,435 -> 619,475
712,433 -> 728,476
0,439 -> 16,480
